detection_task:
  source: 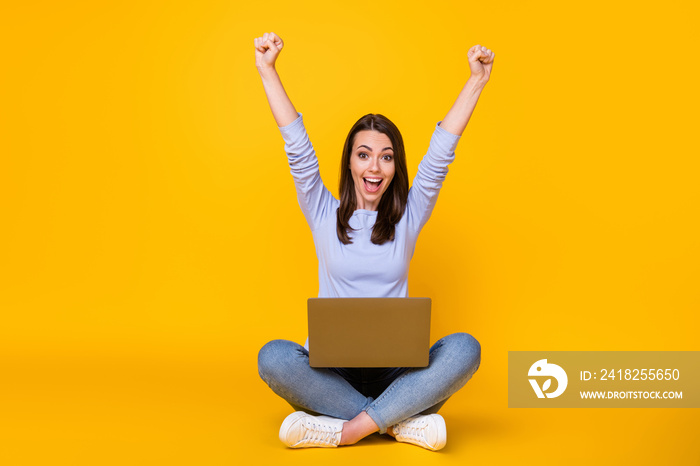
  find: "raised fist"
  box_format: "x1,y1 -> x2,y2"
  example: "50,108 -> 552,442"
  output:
254,32 -> 284,71
467,45 -> 495,83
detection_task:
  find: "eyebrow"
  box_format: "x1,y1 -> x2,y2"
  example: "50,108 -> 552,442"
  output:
357,145 -> 394,152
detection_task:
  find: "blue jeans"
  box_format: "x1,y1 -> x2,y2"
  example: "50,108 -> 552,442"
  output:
258,332 -> 481,434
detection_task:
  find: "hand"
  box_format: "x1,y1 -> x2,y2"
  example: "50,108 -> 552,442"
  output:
467,44 -> 495,83
254,32 -> 284,72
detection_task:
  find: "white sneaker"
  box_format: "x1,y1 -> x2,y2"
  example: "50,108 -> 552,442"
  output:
391,414 -> 447,451
279,411 -> 347,448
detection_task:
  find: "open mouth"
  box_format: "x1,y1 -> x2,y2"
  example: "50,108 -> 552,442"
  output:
363,178 -> 383,193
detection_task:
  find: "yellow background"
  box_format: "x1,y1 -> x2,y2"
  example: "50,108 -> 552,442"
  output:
1,0 -> 698,464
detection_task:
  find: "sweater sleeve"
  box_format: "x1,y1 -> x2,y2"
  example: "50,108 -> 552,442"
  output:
278,112 -> 337,232
406,121 -> 461,233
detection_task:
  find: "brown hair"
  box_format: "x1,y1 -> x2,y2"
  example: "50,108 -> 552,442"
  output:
336,114 -> 409,245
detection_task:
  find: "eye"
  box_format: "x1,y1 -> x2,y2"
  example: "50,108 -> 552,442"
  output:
382,154 -> 393,161
358,152 -> 368,159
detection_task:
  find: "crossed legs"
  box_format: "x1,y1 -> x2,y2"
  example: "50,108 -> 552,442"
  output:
258,332 -> 481,445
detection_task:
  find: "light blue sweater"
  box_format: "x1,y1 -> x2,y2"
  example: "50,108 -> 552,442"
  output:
279,112 -> 460,346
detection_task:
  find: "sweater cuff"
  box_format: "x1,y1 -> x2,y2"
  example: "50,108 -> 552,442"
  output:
278,112 -> 304,142
434,121 -> 461,154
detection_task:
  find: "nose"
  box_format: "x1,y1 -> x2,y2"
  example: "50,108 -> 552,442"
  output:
368,156 -> 380,172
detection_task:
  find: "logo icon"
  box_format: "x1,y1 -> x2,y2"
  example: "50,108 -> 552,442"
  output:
528,359 -> 568,398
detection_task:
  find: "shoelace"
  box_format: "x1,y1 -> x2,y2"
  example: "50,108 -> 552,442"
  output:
396,418 -> 428,441
300,419 -> 341,446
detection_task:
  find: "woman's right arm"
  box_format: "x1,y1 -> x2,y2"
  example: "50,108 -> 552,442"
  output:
254,32 -> 337,231
254,32 -> 299,127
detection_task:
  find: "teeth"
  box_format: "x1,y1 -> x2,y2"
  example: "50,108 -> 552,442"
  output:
365,178 -> 381,182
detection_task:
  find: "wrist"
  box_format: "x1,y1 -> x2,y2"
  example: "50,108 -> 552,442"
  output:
257,65 -> 278,79
467,75 -> 488,88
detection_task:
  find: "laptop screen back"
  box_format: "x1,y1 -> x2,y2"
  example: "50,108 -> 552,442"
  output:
308,297 -> 431,368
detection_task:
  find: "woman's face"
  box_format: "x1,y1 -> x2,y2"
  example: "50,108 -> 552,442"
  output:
349,130 -> 396,211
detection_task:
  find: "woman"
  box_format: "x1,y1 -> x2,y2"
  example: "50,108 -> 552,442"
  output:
254,31 -> 494,451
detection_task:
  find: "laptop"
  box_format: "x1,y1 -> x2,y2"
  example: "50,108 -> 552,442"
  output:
307,297 -> 431,368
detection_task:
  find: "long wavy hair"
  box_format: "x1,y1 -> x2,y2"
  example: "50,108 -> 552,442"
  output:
336,114 -> 409,245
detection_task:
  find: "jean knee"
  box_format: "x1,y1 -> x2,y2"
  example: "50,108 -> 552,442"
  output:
448,332 -> 481,373
258,339 -> 297,381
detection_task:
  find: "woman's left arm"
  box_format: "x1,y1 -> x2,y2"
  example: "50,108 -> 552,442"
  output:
439,45 -> 495,136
